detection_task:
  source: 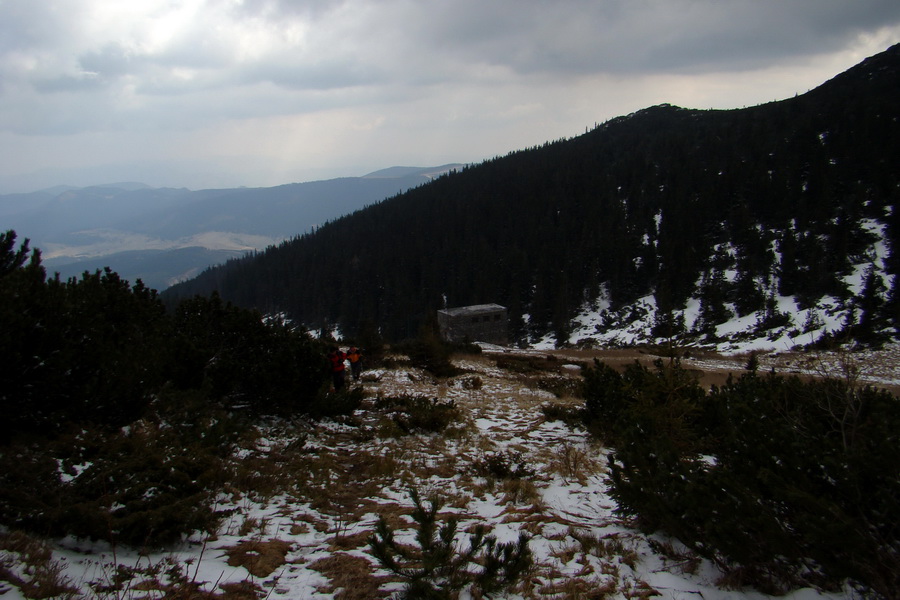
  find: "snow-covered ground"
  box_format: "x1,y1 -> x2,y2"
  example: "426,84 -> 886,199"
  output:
1,353 -> 862,600
550,219 -> 895,358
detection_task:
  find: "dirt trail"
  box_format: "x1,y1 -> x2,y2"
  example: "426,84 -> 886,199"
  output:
483,345 -> 900,395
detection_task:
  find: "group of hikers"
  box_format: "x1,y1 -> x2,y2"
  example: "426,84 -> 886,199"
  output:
326,346 -> 363,391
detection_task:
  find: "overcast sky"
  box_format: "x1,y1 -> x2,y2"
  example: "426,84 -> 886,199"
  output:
1,0 -> 898,193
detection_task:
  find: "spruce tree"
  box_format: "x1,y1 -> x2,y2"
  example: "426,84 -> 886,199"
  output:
855,264 -> 888,345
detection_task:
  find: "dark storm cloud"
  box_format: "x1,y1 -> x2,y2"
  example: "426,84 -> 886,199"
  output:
389,0 -> 900,76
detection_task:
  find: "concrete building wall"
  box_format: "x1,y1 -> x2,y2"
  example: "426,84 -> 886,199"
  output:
437,304 -> 508,344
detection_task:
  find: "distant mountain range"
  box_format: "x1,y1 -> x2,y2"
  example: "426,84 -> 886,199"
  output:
165,43 -> 900,349
0,165 -> 462,290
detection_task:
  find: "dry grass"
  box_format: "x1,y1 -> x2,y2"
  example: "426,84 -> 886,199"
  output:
543,440 -> 604,484
308,553 -> 394,600
536,575 -> 619,600
227,428 -> 313,500
290,449 -> 392,521
291,512 -> 329,534
354,501 -> 411,534
327,529 -> 373,551
128,564 -> 265,600
362,352 -> 668,598
223,539 -> 292,578
568,529 -> 639,569
501,477 -> 542,506
647,539 -> 701,576
237,516 -> 268,537
216,580 -> 266,600
0,531 -> 80,600
82,554 -> 267,600
537,345 -> 900,394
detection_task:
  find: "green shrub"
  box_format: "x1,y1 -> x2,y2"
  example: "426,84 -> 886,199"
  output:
0,389 -> 239,548
404,338 -> 460,378
393,316 -> 461,378
0,441 -> 67,540
541,402 -> 585,427
304,386 -> 365,419
368,487 -> 532,599
582,358 -> 708,452
471,450 -> 536,480
1,238 -> 170,439
586,356 -> 900,598
534,374 -> 582,398
170,294 -> 329,417
0,231 -> 337,547
375,394 -> 462,435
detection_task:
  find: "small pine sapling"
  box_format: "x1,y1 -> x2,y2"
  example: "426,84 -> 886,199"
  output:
368,487 -> 531,599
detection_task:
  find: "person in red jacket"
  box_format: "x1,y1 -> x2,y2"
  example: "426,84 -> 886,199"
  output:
327,347 -> 347,391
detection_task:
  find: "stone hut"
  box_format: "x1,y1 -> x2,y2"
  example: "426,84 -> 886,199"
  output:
437,304 -> 508,345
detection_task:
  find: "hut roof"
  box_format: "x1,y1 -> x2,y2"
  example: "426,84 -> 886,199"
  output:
437,304 -> 506,317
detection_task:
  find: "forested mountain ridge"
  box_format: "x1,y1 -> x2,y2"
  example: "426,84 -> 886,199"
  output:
165,43 -> 900,346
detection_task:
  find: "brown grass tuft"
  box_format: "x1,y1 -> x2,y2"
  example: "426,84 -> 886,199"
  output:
218,580 -> 266,600
309,552 -> 394,600
223,539 -> 292,578
537,574 -> 619,599
328,529 -> 373,550
0,531 -> 80,600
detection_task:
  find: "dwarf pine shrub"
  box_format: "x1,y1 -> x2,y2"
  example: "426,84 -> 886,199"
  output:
541,402 -> 585,427
368,487 -> 532,599
582,358 -> 900,598
0,401 -> 234,548
375,394 -> 462,435
0,231 -> 336,547
471,450 -> 536,481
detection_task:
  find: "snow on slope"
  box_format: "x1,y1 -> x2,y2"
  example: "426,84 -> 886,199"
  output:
554,293 -> 851,355
545,218 -> 895,356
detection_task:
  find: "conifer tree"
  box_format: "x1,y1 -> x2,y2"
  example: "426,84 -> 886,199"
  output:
695,268 -> 731,337
855,264 -> 889,344
368,488 -> 532,599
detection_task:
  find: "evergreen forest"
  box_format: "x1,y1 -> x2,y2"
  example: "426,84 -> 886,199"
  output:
165,44 -> 900,347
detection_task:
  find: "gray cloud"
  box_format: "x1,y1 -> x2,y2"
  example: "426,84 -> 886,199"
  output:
10,1 -> 899,95
79,44 -> 135,79
387,0 -> 900,76
0,0 -> 898,191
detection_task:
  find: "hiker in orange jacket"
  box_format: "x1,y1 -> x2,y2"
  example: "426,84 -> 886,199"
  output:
347,346 -> 363,381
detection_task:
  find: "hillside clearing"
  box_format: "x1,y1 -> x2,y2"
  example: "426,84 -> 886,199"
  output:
2,350 -> 874,600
